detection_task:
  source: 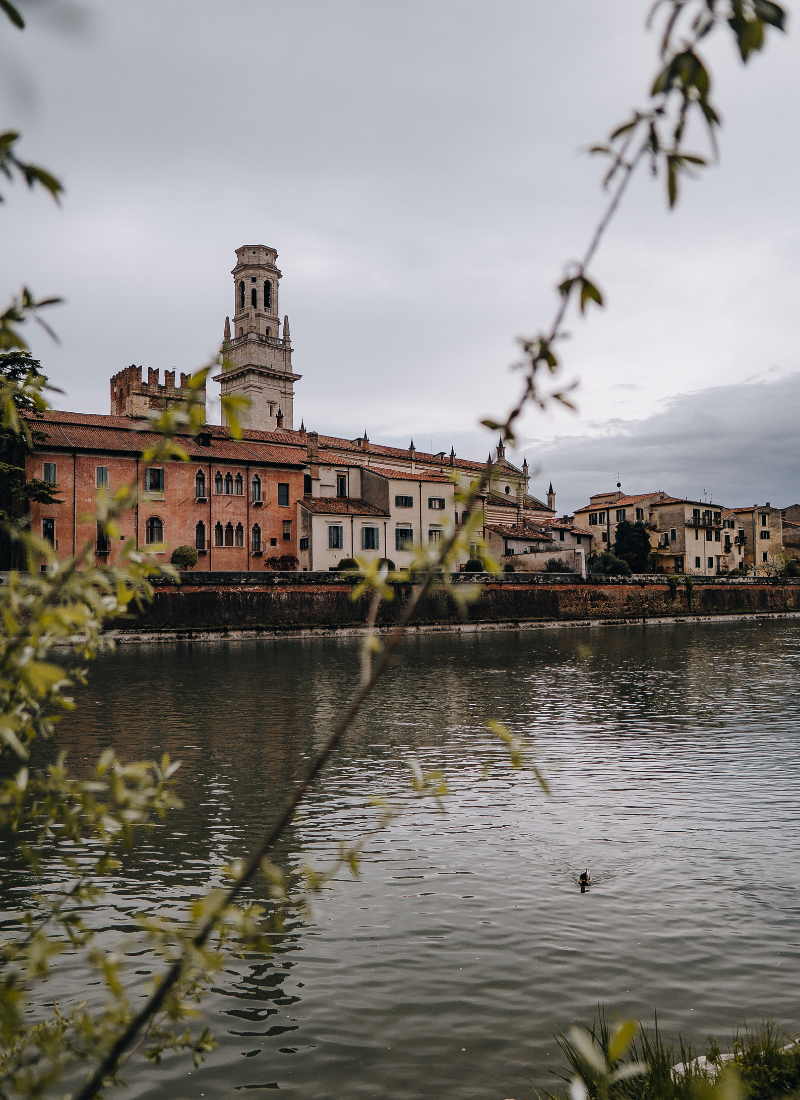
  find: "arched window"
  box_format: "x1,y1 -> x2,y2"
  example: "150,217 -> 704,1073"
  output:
145,516 -> 163,545
214,471 -> 223,494
264,281 -> 271,309
251,287 -> 257,308
225,522 -> 234,547
195,521 -> 206,550
251,524 -> 261,552
224,472 -> 233,495
234,473 -> 243,496
214,522 -> 223,547
239,280 -> 245,309
235,523 -> 244,547
251,475 -> 261,503
195,469 -> 206,499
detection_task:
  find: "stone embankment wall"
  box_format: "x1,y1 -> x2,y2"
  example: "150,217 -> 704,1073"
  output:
117,571 -> 800,638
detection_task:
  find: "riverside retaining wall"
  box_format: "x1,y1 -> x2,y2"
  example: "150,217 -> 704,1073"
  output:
116,572 -> 800,638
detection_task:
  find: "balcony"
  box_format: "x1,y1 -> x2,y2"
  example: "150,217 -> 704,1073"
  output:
685,516 -> 722,529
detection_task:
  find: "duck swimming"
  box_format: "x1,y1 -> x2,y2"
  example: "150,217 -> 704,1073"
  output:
579,869 -> 591,893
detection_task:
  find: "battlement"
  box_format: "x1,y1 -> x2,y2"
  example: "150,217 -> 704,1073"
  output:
110,365 -> 203,418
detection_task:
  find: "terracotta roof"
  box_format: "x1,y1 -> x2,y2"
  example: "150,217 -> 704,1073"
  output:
31,411 -> 524,478
26,413 -> 306,467
485,523 -> 551,539
731,505 -> 777,514
574,492 -> 661,514
298,497 -> 389,517
363,465 -> 453,483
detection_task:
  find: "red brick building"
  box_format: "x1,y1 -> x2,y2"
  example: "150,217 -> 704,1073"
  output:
26,408 -> 306,570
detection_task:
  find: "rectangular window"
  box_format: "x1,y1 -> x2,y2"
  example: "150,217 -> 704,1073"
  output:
395,526 -> 413,552
328,525 -> 343,549
616,508 -> 626,522
714,530 -> 721,542
428,497 -> 445,510
695,557 -> 701,568
635,508 -> 644,521
96,466 -> 108,489
693,508 -> 701,522
706,529 -> 713,540
598,511 -> 606,524
760,529 -> 770,540
695,529 -> 699,540
282,520 -> 292,541
761,513 -> 768,526
395,495 -> 413,508
670,528 -> 676,541
96,522 -> 110,553
277,483 -> 290,506
576,535 -> 581,545
601,532 -> 608,542
428,528 -> 441,545
43,462 -> 57,485
362,526 -> 379,550
558,529 -> 565,541
708,557 -> 714,569
145,468 -> 164,493
299,536 -> 309,551
714,512 -> 721,523
42,518 -> 55,545
270,537 -> 277,546
589,513 -> 597,526
336,474 -> 347,498
762,551 -> 768,562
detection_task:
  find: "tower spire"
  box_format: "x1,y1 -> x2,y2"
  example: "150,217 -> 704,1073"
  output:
216,245 -> 301,432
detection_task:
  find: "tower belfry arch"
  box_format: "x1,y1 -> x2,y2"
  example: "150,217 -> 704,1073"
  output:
216,244 -> 301,431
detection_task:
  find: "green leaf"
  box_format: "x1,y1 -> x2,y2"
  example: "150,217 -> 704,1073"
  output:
753,0 -> 786,29
0,0 -> 24,28
578,276 -> 604,315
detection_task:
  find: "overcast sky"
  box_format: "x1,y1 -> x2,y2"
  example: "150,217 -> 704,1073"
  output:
2,0 -> 798,511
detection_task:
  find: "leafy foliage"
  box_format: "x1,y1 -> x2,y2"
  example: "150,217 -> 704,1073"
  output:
170,544 -> 198,569
591,551 -> 633,577
613,520 -> 652,573
553,1010 -> 800,1100
543,557 -> 573,573
0,353 -> 61,529
263,552 -> 299,570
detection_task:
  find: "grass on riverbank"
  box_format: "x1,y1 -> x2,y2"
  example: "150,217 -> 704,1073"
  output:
547,1012 -> 800,1100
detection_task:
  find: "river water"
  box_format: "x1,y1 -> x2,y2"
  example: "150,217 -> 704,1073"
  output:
11,619 -> 800,1098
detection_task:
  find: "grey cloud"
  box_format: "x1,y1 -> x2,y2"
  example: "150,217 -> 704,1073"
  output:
527,374 -> 800,514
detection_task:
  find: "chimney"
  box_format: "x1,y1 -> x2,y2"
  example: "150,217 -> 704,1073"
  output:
307,431 -> 319,463
276,407 -> 284,429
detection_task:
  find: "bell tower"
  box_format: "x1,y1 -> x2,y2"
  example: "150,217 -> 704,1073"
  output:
216,244 -> 301,431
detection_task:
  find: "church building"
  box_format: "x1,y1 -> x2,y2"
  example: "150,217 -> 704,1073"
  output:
22,245 -> 554,571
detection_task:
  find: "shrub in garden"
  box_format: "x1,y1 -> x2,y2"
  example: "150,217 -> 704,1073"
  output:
170,544 -> 198,569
